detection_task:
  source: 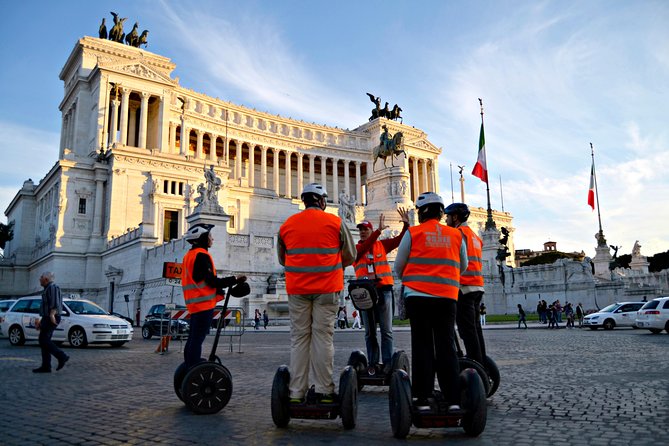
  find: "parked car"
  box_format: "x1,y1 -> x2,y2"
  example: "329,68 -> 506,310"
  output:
1,297 -> 133,347
142,304 -> 189,339
0,299 -> 18,337
635,297 -> 669,334
583,302 -> 645,330
111,312 -> 134,326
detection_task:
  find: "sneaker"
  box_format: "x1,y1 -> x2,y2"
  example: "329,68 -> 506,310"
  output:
448,404 -> 461,411
414,398 -> 431,411
32,367 -> 51,373
56,355 -> 70,371
289,397 -> 304,404
318,393 -> 335,404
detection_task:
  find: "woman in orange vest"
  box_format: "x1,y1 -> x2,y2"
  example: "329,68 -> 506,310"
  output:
445,202 -> 487,365
353,207 -> 409,374
394,192 -> 468,411
182,223 -> 246,368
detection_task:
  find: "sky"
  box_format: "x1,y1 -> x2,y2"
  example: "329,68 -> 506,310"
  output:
1,0 -> 667,258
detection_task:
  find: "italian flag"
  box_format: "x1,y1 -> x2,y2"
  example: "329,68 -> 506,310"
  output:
587,162 -> 595,210
472,123 -> 488,183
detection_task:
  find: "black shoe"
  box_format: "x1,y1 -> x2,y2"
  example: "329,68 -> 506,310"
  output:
56,355 -> 70,371
33,367 -> 51,373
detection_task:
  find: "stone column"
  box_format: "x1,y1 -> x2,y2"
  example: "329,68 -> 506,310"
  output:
432,157 -> 440,194
236,141 -> 243,179
320,156 -> 327,190
273,148 -> 280,194
180,119 -> 188,156
119,87 -> 131,146
344,160 -> 351,197
261,146 -> 268,188
309,155 -> 315,184
169,122 -> 177,154
285,151 -> 292,198
196,130 -> 204,159
355,161 -> 361,202
422,160 -> 429,192
248,145 -> 255,187
92,174 -> 105,236
138,92 -> 149,149
332,158 -> 339,203
297,153 -> 304,195
209,134 -> 218,162
412,157 -> 419,198
224,138 -> 229,163
110,99 -> 120,144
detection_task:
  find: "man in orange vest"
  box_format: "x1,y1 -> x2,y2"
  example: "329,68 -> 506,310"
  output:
445,203 -> 487,364
394,192 -> 468,411
181,224 -> 246,368
278,183 -> 356,404
353,208 -> 409,375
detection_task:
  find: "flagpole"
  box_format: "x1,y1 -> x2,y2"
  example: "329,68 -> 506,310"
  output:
480,98 -> 496,230
591,143 -> 606,246
499,174 -> 504,212
449,162 -> 455,203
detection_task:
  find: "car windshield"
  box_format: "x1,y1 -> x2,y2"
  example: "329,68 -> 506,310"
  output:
599,304 -> 618,313
66,300 -> 108,315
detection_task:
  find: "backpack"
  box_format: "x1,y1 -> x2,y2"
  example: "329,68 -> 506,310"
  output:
347,279 -> 378,311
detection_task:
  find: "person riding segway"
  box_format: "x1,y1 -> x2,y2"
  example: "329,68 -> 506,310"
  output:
271,183 -> 359,429
390,192 -> 487,438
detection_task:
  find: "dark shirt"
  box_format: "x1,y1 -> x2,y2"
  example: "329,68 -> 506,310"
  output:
192,250 -> 236,290
40,282 -> 62,318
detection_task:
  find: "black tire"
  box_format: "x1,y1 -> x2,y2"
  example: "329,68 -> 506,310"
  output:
589,327 -> 598,330
8,325 -> 25,346
391,350 -> 410,378
141,326 -> 152,339
389,369 -> 412,439
665,321 -> 669,334
347,350 -> 367,391
173,362 -> 189,401
339,366 -> 358,429
603,319 -> 615,330
649,328 -> 662,334
271,366 -> 291,428
460,368 -> 487,436
181,363 -> 233,415
459,357 -> 491,397
482,356 -> 500,396
68,327 -> 88,348
109,341 -> 126,348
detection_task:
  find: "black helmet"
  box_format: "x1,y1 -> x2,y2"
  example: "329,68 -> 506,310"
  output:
444,202 -> 470,221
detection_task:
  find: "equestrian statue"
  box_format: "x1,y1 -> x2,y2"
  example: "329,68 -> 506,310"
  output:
373,125 -> 405,170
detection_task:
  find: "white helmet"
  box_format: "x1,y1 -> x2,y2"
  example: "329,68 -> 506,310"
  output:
301,183 -> 328,198
185,224 -> 213,244
415,192 -> 444,209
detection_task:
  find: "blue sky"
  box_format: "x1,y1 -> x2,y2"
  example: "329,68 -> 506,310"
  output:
1,0 -> 667,257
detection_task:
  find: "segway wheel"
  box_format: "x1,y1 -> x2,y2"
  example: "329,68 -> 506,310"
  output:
460,368 -> 487,436
347,350 -> 368,391
181,363 -> 233,415
459,357 -> 491,397
173,362 -> 188,401
271,366 -> 291,428
390,350 -> 410,378
389,369 -> 412,439
483,355 -> 500,396
339,365 -> 358,429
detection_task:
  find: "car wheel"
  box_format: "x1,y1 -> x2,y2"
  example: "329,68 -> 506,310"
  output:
589,327 -> 598,330
142,326 -> 152,339
8,325 -> 25,346
649,328 -> 662,334
68,327 -> 88,348
603,319 -> 615,330
109,341 -> 126,348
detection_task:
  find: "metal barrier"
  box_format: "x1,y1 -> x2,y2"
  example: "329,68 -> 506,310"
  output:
218,307 -> 245,353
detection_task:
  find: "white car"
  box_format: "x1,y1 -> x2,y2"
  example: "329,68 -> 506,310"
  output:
0,299 -> 17,337
583,302 -> 645,330
1,297 -> 133,348
635,297 -> 669,334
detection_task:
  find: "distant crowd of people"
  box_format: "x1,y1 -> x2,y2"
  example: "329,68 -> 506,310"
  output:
534,300 -> 584,329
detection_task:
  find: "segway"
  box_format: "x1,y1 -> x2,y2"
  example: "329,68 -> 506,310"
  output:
271,365 -> 359,429
455,332 -> 500,397
347,349 -> 410,390
389,367 -> 487,439
173,281 -> 250,414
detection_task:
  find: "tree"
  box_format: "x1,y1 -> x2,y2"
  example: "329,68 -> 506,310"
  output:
520,251 -> 581,267
0,221 -> 14,250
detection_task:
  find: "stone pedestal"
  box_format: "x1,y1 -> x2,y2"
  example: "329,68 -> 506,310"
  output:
481,227 -> 501,277
186,209 -> 230,268
593,244 -> 613,279
629,256 -> 650,274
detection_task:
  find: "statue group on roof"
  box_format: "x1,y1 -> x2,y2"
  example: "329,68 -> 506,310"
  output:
99,12 -> 149,48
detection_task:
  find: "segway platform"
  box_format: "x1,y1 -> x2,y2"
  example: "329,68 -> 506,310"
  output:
348,350 -> 409,389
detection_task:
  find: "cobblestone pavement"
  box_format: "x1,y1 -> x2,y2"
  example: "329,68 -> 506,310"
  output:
0,325 -> 667,445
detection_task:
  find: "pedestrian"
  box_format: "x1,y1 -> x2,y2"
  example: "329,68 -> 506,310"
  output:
278,183 -> 356,404
351,310 -> 362,329
576,302 -> 584,328
548,304 -> 558,329
480,302 -> 487,326
337,307 -> 347,329
517,303 -> 528,329
565,302 -> 575,328
181,224 -> 246,369
353,207 -> 410,374
254,309 -> 261,330
33,272 -> 69,373
555,300 -> 563,323
536,300 -> 544,324
445,202 -> 487,365
394,192 -> 468,412
263,310 -> 269,329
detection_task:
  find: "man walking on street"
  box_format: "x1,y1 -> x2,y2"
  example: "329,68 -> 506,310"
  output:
33,272 -> 69,373
518,304 -> 528,329
278,183 -> 356,404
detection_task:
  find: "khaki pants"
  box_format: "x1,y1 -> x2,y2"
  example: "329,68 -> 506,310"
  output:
288,292 -> 339,399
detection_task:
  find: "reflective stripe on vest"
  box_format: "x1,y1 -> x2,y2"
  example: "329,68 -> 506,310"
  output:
181,248 -> 218,313
401,220 -> 462,300
460,225 -> 484,287
353,240 -> 394,286
279,208 -> 344,295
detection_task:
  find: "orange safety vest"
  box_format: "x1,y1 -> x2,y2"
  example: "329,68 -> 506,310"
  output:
459,225 -> 484,287
279,208 -> 344,295
353,240 -> 394,287
401,220 -> 462,300
181,248 -> 219,313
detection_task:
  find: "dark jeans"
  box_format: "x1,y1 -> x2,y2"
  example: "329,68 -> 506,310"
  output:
184,309 -> 213,368
39,317 -> 67,369
406,297 -> 460,404
456,291 -> 486,364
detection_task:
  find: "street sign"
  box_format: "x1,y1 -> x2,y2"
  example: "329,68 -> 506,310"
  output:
163,262 -> 182,279
166,278 -> 181,286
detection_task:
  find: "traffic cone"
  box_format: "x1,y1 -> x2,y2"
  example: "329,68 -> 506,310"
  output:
155,335 -> 170,353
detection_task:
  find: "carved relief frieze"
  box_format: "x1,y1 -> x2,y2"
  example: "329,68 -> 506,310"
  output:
253,236 -> 274,249
229,234 -> 250,247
